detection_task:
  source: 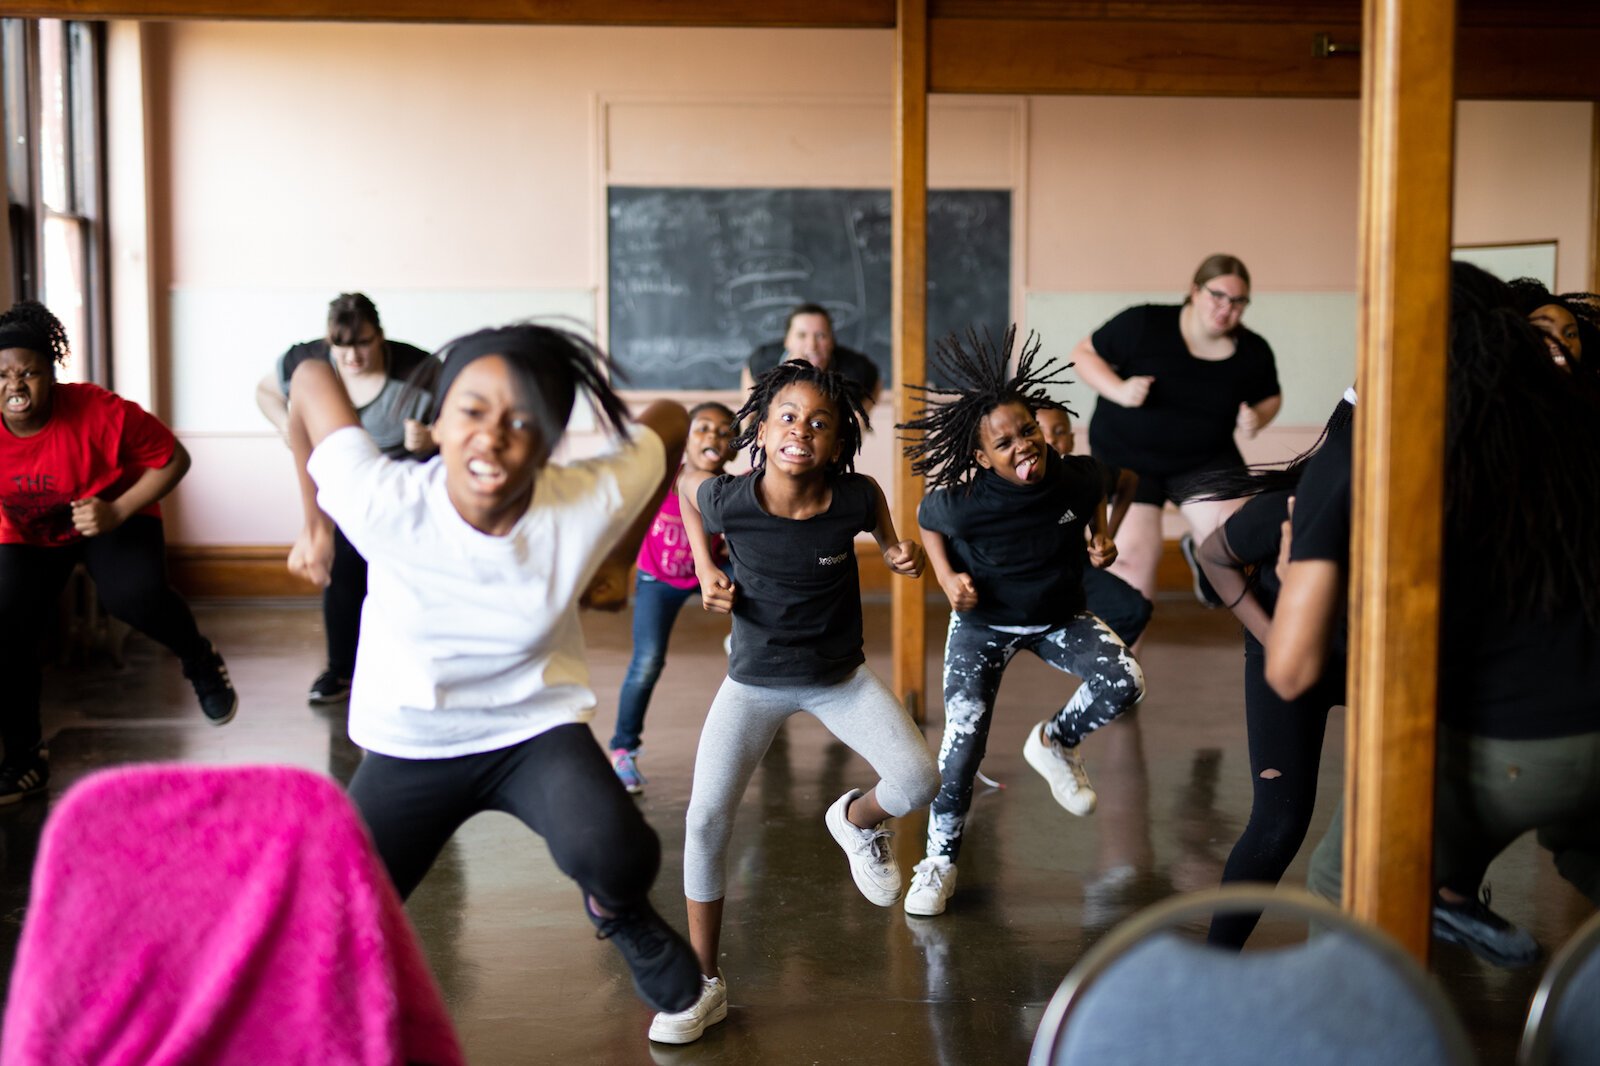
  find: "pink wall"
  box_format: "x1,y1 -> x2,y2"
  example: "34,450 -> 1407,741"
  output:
126,21 -> 1595,547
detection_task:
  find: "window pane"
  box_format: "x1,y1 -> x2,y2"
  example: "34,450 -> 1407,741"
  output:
38,19 -> 69,213
42,212 -> 86,383
2,20 -> 28,207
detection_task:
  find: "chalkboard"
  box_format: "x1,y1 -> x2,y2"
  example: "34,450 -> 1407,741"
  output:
607,187 -> 1011,390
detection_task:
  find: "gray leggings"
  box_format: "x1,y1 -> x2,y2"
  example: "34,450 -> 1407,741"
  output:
684,666 -> 940,902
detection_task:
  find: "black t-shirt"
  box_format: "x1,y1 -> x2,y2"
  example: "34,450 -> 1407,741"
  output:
1286,420 -> 1353,675
1088,304 -> 1280,475
698,470 -> 878,687
277,338 -> 432,394
747,342 -> 882,396
1291,419 -> 1599,739
917,449 -> 1105,626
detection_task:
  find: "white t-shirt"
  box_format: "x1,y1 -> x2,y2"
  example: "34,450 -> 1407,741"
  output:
307,424 -> 666,759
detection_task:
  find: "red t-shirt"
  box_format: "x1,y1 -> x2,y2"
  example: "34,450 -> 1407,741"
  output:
0,383 -> 178,546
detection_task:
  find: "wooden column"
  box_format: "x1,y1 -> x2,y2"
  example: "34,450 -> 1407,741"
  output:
1590,102 -> 1600,292
891,0 -> 928,718
1345,0 -> 1456,959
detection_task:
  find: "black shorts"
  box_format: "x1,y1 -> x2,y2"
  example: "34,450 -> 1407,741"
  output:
1120,446 -> 1245,507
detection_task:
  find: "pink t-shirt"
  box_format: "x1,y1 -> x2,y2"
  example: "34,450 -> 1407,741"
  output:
636,478 -> 722,589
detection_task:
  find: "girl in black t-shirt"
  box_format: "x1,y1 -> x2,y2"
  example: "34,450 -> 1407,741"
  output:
1070,254 -> 1283,642
653,362 -> 939,1045
895,328 -> 1146,918
1184,397 -> 1354,949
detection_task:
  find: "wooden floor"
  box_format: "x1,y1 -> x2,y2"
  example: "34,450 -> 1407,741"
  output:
3,597 -> 1592,1063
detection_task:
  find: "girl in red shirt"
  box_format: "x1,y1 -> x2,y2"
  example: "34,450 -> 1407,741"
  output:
0,302 -> 236,804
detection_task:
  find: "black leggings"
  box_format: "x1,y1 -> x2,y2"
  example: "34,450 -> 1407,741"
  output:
0,516 -> 209,761
348,723 -> 662,908
324,525 -> 366,677
1207,639 -> 1343,948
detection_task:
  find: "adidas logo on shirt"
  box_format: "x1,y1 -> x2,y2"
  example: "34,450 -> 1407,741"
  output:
1058,509 -> 1078,525
818,551 -> 849,566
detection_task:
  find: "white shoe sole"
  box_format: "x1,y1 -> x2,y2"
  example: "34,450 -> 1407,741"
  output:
648,994 -> 728,1044
825,793 -> 901,906
1023,728 -> 1097,815
904,866 -> 957,916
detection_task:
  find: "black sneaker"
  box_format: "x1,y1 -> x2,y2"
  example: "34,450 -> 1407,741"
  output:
307,670 -> 351,704
1179,532 -> 1224,608
184,642 -> 238,726
0,757 -> 49,806
585,894 -> 700,1013
1432,887 -> 1540,968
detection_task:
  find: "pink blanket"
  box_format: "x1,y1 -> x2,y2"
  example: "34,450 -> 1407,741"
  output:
2,764 -> 464,1066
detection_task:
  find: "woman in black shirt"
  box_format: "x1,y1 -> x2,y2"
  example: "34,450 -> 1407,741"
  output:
1070,254 -> 1283,639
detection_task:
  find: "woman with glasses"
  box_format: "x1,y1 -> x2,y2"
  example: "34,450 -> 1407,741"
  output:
1069,254 -> 1282,643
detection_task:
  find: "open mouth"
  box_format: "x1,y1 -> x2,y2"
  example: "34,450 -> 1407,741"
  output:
1015,454 -> 1040,481
465,456 -> 507,489
779,443 -> 813,462
5,394 -> 31,415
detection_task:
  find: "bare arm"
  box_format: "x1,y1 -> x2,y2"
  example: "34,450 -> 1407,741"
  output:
1072,334 -> 1152,408
867,476 -> 924,578
1197,524 -> 1272,645
1108,468 -> 1139,537
581,401 -> 690,611
1087,490 -> 1118,569
922,527 -> 976,611
1264,558 -> 1342,699
285,361 -> 361,586
1236,393 -> 1284,439
256,372 -> 290,443
679,466 -> 735,613
71,441 -> 192,537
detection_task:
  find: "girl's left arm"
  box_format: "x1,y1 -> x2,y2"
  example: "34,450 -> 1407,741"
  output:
71,441 -> 192,538
1237,394 -> 1283,438
867,477 -> 925,578
580,401 -> 689,611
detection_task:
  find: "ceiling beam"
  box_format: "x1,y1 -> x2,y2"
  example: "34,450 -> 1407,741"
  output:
0,0 -> 896,26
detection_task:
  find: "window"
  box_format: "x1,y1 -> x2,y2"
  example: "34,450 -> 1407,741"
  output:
2,18 -> 106,385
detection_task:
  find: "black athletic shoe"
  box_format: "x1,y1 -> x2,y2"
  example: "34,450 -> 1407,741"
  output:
1432,887 -> 1540,968
586,895 -> 700,1013
0,756 -> 49,806
184,642 -> 238,726
1179,532 -> 1224,608
307,670 -> 352,704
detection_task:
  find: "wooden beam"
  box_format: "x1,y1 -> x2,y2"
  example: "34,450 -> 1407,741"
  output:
929,17 -> 1600,100
1592,102 -> 1600,292
1,0 -> 896,24
892,0 -> 929,719
1345,0 -> 1454,960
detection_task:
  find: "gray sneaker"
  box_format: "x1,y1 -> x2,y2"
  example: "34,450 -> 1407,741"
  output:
1432,887 -> 1540,968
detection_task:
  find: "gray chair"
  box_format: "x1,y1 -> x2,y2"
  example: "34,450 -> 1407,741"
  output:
1029,885 -> 1475,1066
1520,907 -> 1600,1066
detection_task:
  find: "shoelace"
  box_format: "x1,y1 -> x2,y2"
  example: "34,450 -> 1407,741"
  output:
593,910 -> 665,954
911,862 -> 947,891
863,827 -> 895,867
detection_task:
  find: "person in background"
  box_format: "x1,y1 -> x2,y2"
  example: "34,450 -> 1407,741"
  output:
742,303 -> 881,415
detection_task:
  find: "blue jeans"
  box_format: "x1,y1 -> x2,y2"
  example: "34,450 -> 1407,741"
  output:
608,572 -> 697,752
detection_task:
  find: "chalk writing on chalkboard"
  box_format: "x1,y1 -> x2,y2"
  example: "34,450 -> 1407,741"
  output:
608,187 -> 1011,390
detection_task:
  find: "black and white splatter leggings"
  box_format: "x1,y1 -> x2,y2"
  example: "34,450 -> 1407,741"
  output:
926,611 -> 1144,861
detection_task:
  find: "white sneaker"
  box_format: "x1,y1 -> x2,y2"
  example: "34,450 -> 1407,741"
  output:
825,789 -> 901,905
648,970 -> 728,1045
1023,722 -> 1097,815
904,857 -> 958,916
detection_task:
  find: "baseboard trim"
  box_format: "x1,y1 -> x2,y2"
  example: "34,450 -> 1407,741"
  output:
169,541 -> 1196,600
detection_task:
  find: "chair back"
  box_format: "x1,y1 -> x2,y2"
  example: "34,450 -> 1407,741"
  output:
1520,907 -> 1600,1066
0,763 -> 464,1066
1029,885 -> 1475,1066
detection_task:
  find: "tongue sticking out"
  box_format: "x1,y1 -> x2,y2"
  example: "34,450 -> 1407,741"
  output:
1016,458 -> 1036,481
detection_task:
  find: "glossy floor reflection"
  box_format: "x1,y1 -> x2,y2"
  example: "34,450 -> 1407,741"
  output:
2,599 -> 1591,1063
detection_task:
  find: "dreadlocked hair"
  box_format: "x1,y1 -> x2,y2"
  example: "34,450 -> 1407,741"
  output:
897,325 -> 1076,493
1447,261 -> 1600,626
733,361 -> 868,476
1188,397 -> 1355,502
0,301 -> 71,366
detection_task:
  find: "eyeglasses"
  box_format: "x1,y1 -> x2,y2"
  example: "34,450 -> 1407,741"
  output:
1202,285 -> 1251,309
0,369 -> 44,385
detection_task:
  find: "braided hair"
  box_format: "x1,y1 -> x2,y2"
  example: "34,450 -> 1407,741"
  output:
0,301 -> 71,366
1448,261 -> 1600,625
897,326 -> 1076,493
733,361 -> 868,476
